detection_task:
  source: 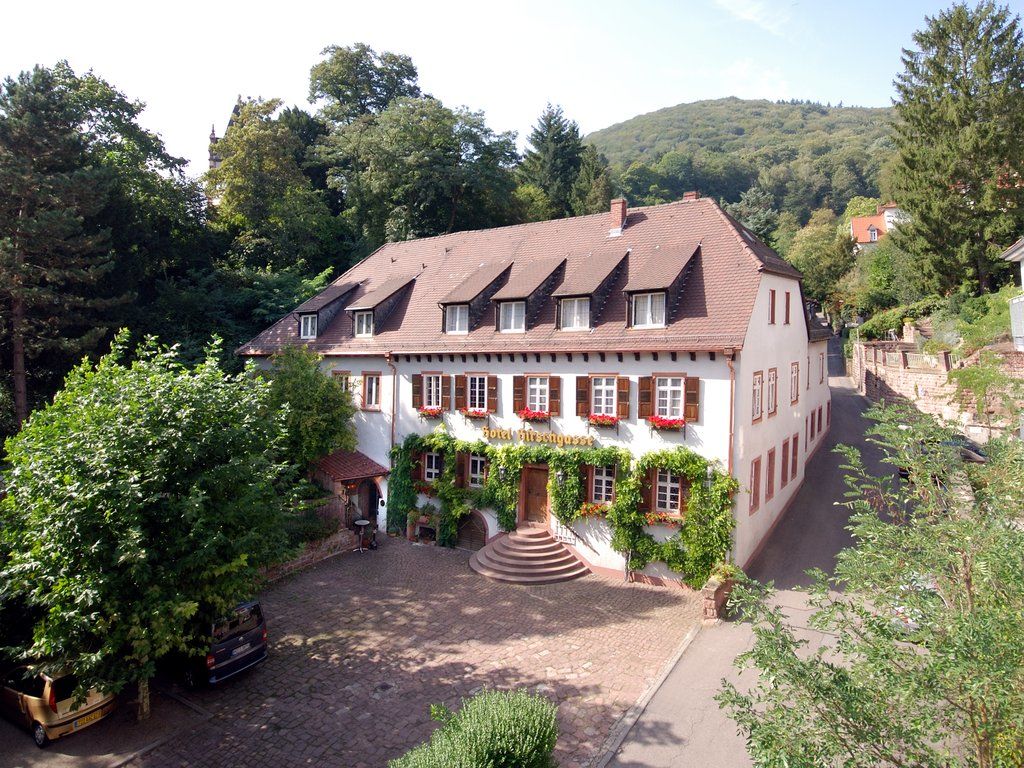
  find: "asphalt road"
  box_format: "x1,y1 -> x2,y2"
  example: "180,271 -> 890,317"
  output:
607,367 -> 885,768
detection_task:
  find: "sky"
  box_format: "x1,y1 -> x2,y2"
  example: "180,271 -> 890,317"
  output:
4,0 -> 1024,177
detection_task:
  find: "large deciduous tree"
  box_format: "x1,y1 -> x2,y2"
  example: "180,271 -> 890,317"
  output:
892,1 -> 1024,294
309,43 -> 420,125
784,208 -> 856,308
519,104 -> 584,218
718,404 -> 1024,768
0,333 -> 289,718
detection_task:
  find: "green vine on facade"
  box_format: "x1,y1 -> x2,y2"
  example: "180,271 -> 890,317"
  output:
386,427 -> 739,587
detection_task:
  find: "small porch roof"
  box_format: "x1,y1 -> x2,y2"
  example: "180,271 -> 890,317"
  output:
316,449 -> 389,483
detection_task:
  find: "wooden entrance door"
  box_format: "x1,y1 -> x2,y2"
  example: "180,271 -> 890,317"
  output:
523,467 -> 549,524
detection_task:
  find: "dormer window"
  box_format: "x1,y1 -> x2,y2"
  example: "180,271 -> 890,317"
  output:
632,292 -> 666,328
355,311 -> 374,337
869,227 -> 878,243
445,304 -> 469,334
299,314 -> 317,339
560,297 -> 590,331
499,301 -> 526,333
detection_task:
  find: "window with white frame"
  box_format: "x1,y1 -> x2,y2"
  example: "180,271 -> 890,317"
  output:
468,453 -> 487,488
632,292 -> 666,328
332,371 -> 350,392
363,374 -> 380,409
446,304 -> 469,334
767,368 -> 778,415
592,465 -> 615,503
560,297 -> 590,330
300,314 -> 317,339
499,301 -> 526,332
423,374 -> 443,409
355,311 -> 374,337
468,375 -> 487,410
656,376 -> 684,418
424,452 -> 442,481
869,228 -> 878,242
791,362 -> 800,403
655,469 -> 682,513
752,371 -> 764,421
527,376 -> 549,412
591,376 -> 616,416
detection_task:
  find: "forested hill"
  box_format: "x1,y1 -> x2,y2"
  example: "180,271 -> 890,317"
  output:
586,97 -> 896,221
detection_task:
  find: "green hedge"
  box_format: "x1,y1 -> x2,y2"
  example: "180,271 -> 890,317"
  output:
389,690 -> 558,768
857,296 -> 942,340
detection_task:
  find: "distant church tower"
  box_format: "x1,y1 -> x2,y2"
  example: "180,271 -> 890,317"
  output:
208,99 -> 243,171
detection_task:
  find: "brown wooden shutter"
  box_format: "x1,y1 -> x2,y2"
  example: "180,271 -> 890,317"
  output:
442,375 -> 452,411
583,465 -> 594,503
513,375 -> 526,413
638,376 -> 654,419
684,376 -> 700,422
576,376 -> 591,417
554,299 -> 562,330
411,374 -> 423,410
638,467 -> 654,511
455,375 -> 467,411
548,376 -> 561,416
679,477 -> 691,515
487,375 -> 498,413
454,452 -> 467,488
411,452 -> 423,482
616,377 -> 630,418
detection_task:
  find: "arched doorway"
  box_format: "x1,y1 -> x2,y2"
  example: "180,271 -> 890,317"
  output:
456,511 -> 488,551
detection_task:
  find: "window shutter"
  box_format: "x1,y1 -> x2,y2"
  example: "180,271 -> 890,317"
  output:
411,374 -> 423,410
583,465 -> 593,503
455,375 -> 467,411
454,452 -> 467,488
411,452 -> 423,482
442,375 -> 452,411
616,377 -> 630,418
549,376 -> 561,417
487,375 -> 498,413
576,376 -> 590,417
555,299 -> 562,330
679,477 -> 691,515
513,375 -> 526,413
638,467 -> 654,511
684,376 -> 700,422
638,376 -> 654,419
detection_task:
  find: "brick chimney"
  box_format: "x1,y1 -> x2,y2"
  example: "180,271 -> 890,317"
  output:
608,198 -> 627,237
682,191 -> 700,200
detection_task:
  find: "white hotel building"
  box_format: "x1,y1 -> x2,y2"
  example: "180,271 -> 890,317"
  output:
240,196 -> 832,585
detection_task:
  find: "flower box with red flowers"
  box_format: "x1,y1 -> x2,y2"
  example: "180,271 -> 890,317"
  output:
418,407 -> 444,419
587,413 -> 619,428
578,501 -> 610,518
647,415 -> 686,431
460,408 -> 489,420
644,512 -> 684,527
516,408 -> 550,422
413,480 -> 436,496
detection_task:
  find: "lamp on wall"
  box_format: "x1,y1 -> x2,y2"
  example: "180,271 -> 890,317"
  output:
555,470 -> 565,484
499,466 -> 507,482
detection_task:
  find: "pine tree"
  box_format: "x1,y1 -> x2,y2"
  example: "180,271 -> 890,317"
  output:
569,145 -> 613,216
0,65 -> 117,429
892,1 -> 1024,294
519,104 -> 584,218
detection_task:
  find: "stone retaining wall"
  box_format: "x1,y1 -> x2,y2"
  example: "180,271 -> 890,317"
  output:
265,528 -> 359,582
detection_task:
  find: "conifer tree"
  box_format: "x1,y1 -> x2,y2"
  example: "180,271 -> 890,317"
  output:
892,1 -> 1024,294
569,145 -> 613,216
519,104 -> 584,218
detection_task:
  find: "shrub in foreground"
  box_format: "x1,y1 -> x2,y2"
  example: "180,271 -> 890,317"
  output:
389,689 -> 558,768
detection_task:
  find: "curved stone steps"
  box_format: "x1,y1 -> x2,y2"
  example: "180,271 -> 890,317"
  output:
470,525 -> 590,585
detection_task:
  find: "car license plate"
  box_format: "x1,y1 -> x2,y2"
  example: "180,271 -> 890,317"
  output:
73,710 -> 102,729
231,643 -> 251,657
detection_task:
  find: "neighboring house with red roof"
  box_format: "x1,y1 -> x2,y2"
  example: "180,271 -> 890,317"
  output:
240,195 -> 832,582
850,202 -> 906,250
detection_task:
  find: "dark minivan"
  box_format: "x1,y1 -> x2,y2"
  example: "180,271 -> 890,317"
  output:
180,600 -> 268,687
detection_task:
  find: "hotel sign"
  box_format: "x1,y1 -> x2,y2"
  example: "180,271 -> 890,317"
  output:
481,427 -> 595,447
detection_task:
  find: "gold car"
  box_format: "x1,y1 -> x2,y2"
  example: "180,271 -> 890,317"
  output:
0,666 -> 115,747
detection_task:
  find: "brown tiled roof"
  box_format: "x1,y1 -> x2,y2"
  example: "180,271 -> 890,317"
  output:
491,256 -> 566,301
808,312 -> 833,341
439,260 -> 512,304
238,197 -> 806,356
623,242 -> 699,293
295,280 -> 361,313
316,449 -> 389,482
345,274 -> 417,311
850,213 -> 887,244
553,248 -> 629,297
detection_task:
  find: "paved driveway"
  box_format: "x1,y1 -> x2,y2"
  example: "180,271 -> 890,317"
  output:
608,375 -> 885,767
112,540 -> 700,768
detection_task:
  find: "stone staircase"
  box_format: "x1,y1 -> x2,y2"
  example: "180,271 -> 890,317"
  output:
469,523 -> 590,585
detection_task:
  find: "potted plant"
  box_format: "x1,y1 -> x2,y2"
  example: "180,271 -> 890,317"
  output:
702,562 -> 743,621
587,413 -> 619,428
418,407 -> 444,419
460,408 -> 489,420
647,414 -> 686,431
406,508 -> 419,541
516,408 -> 550,423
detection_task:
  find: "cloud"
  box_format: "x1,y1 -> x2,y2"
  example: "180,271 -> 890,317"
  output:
712,0 -> 791,36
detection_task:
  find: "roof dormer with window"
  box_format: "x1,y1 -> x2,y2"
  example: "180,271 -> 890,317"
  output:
623,242 -> 699,329
344,274 -> 416,339
292,279 -> 361,341
438,261 -> 511,334
552,247 -> 628,331
490,256 -> 565,333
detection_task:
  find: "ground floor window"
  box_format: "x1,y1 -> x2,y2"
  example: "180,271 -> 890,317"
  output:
424,452 -> 442,481
363,374 -> 380,410
592,465 -> 615,503
655,377 -> 684,418
468,453 -> 487,487
655,469 -> 682,513
424,374 -> 443,409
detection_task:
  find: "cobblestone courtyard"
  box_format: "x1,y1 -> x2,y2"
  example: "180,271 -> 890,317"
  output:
130,537 -> 701,768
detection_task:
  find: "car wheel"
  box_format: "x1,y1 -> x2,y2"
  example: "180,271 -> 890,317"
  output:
32,722 -> 49,748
